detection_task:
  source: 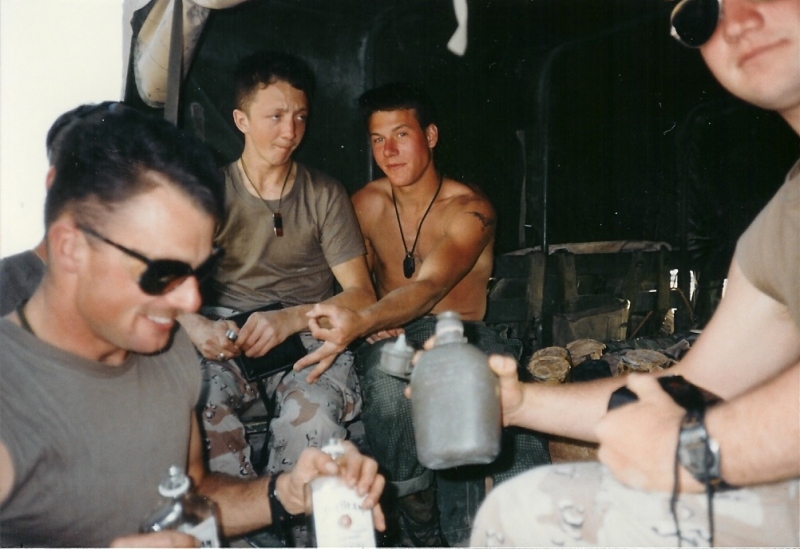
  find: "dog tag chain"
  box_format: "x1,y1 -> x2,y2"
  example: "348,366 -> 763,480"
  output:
392,172 -> 443,279
240,159 -> 292,237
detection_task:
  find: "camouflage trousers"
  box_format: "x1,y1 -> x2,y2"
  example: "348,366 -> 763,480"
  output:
471,461 -> 800,547
199,331 -> 362,478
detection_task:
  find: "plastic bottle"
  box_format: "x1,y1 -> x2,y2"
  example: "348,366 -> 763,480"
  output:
305,439 -> 376,547
141,465 -> 222,547
378,333 -> 415,378
410,311 -> 502,469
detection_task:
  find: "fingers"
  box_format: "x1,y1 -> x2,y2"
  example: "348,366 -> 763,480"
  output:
294,342 -> 341,381
488,354 -> 518,378
304,354 -> 337,384
306,302 -> 333,320
238,315 -> 282,358
290,446 -> 387,531
307,316 -> 325,337
338,442 -> 386,512
200,320 -> 240,360
625,373 -> 670,402
366,328 -> 404,344
279,450 -> 340,515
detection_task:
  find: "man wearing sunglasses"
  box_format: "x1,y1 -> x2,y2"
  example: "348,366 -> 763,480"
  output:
0,107 -> 386,546
468,0 -> 800,546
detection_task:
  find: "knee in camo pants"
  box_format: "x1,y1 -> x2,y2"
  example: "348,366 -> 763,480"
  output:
199,357 -> 259,478
262,332 -> 362,474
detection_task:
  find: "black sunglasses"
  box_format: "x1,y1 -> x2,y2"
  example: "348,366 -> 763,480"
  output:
78,224 -> 223,295
671,0 -> 722,48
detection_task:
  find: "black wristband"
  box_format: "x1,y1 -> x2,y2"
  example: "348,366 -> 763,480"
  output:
267,473 -> 294,541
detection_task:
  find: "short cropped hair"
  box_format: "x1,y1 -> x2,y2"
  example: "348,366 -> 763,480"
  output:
45,108 -> 224,229
358,82 -> 438,130
233,50 -> 315,111
46,102 -> 128,166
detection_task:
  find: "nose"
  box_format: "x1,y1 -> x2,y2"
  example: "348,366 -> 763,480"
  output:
718,0 -> 763,42
281,117 -> 299,140
167,276 -> 203,313
382,137 -> 398,157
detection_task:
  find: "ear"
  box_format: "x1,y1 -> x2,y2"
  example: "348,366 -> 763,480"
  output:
46,219 -> 85,275
45,166 -> 57,190
425,123 -> 439,150
232,109 -> 250,134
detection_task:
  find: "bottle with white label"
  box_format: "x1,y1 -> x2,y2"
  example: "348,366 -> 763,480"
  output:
305,439 -> 376,547
141,465 -> 222,547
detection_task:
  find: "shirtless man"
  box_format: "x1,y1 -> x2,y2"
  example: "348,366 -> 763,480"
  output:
308,82 -> 549,546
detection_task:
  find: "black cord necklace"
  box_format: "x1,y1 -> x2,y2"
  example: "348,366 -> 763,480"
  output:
16,300 -> 36,336
240,159 -> 292,237
391,172 -> 443,279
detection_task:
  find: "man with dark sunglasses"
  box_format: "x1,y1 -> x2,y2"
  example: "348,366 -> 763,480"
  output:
0,107 -> 386,546
468,0 -> 800,545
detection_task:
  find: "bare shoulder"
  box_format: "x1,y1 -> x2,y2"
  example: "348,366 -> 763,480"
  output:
352,178 -> 392,233
441,178 -> 496,229
353,179 -> 391,210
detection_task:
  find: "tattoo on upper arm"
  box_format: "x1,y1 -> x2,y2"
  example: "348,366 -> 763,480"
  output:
468,211 -> 496,229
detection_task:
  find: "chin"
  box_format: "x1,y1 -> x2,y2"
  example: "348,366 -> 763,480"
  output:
133,333 -> 174,356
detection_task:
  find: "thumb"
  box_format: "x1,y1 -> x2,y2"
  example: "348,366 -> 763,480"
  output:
306,303 -> 325,319
625,373 -> 667,401
488,354 -> 518,379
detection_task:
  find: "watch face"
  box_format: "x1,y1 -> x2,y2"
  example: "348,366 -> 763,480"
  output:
679,422 -> 721,481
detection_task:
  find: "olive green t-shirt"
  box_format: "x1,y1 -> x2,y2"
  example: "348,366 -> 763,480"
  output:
0,323 -> 201,546
735,159 -> 800,329
212,162 -> 366,311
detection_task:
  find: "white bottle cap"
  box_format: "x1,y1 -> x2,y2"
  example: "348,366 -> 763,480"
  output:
320,438 -> 346,461
158,465 -> 191,498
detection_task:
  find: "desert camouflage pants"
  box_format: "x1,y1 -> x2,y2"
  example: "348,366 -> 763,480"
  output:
471,461 -> 800,547
199,331 -> 362,478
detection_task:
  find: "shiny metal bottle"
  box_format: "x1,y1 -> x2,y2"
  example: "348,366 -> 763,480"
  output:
305,438 -> 377,547
409,311 -> 502,469
141,465 -> 222,547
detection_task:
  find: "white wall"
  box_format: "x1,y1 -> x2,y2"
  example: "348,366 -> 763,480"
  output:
0,0 -> 124,257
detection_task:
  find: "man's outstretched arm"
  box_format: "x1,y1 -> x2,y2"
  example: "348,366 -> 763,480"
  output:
293,254 -> 376,380
306,199 -> 494,346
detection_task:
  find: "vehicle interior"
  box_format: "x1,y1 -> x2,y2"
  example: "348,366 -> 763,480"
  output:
124,0 -> 799,468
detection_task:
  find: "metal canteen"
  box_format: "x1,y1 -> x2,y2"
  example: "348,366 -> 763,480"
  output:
409,311 -> 502,469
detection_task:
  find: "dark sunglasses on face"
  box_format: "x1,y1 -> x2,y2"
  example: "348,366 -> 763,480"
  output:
77,224 -> 223,296
671,0 -> 722,48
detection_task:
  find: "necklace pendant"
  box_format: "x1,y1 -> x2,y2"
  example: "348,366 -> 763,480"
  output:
403,254 -> 415,279
273,212 -> 284,237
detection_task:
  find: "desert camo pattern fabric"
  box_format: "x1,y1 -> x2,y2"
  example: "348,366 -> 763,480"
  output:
199,331 -> 362,477
471,461 -> 800,547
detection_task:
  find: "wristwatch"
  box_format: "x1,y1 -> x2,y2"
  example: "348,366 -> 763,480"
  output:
678,410 -> 734,490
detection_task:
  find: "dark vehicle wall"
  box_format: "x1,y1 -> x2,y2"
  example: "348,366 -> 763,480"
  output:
126,0 -> 799,268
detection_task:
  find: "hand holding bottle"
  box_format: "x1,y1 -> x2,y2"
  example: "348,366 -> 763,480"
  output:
276,442 -> 386,531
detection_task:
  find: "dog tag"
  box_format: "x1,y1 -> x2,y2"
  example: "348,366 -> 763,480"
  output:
403,254 -> 415,279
